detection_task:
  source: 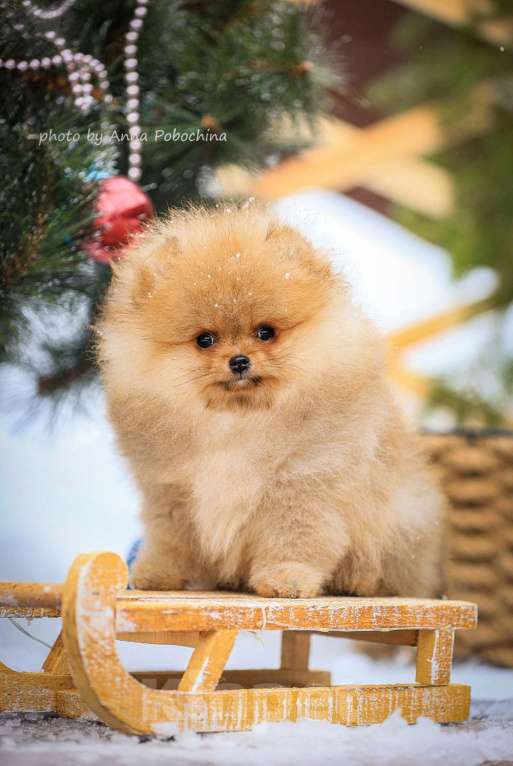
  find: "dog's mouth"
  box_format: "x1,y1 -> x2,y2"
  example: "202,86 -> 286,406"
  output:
205,374 -> 278,410
218,375 -> 263,391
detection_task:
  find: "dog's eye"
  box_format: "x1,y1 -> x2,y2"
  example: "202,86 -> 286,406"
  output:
196,332 -> 216,349
255,325 -> 275,342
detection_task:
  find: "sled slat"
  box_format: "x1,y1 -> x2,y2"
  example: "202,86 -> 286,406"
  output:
115,593 -> 477,634
116,631 -> 200,647
0,582 -> 62,616
313,629 -> 419,646
0,582 -> 477,635
133,668 -> 332,689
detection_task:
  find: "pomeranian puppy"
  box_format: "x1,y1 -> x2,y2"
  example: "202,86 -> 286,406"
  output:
98,205 -> 442,598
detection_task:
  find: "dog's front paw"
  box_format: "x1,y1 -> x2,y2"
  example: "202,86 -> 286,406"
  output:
352,572 -> 383,597
250,562 -> 324,598
129,557 -> 186,591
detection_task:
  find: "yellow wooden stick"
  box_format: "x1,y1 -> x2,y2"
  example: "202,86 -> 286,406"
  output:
392,0 -> 513,47
416,628 -> 455,685
217,115 -> 454,217
42,632 -> 69,675
249,90 -> 493,201
389,298 -> 494,351
281,632 -> 311,670
178,630 -> 237,692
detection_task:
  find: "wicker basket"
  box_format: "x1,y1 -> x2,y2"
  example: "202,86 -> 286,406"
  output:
422,430 -> 513,667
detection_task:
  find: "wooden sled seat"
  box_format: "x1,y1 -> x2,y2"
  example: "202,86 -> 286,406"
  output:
0,551 -> 477,733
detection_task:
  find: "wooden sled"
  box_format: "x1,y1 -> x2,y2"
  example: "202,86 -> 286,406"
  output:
0,551 -> 477,733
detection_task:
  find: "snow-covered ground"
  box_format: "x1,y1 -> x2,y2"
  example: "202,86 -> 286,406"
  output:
1,700 -> 513,766
1,191 -> 512,764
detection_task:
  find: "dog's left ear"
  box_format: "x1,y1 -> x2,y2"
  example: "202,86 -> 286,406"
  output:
266,221 -> 333,280
265,221 -> 299,245
265,221 -> 317,262
265,220 -> 313,260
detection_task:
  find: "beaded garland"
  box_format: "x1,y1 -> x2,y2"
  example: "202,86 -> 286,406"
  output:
0,0 -> 148,181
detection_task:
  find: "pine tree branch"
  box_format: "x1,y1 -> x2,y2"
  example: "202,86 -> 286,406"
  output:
37,358 -> 96,397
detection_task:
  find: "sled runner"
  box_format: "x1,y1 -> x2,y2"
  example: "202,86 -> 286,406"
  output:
0,551 -> 477,733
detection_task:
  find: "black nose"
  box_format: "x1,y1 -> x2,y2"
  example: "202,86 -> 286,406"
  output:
229,354 -> 251,375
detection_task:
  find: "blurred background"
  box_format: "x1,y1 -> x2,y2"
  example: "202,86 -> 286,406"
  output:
1,0 -> 513,681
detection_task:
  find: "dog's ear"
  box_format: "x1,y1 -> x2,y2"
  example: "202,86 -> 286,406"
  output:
266,221 -> 333,280
130,236 -> 180,307
265,221 -> 299,245
265,221 -> 316,260
131,263 -> 155,307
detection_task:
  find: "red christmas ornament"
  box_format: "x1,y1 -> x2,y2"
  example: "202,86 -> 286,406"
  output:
85,176 -> 154,263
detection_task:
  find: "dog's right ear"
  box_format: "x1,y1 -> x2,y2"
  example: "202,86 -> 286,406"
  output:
129,236 -> 180,308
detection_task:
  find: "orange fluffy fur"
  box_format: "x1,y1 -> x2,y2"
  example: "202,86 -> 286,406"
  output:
97,205 -> 442,597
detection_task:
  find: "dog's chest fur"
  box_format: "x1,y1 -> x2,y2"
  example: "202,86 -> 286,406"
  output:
188,410 -> 276,573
